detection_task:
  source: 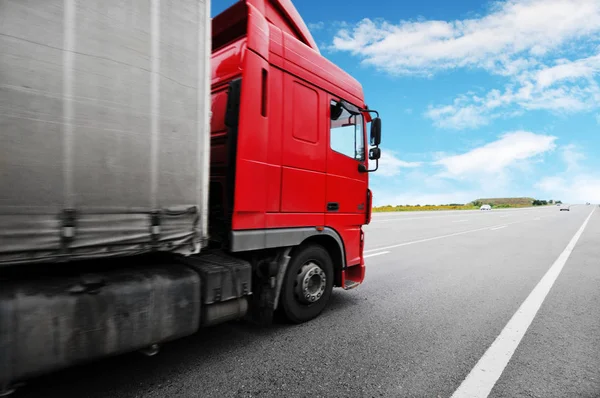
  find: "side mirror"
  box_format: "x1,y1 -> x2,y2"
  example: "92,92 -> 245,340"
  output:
370,117 -> 381,146
359,147 -> 381,173
330,102 -> 343,121
369,147 -> 381,160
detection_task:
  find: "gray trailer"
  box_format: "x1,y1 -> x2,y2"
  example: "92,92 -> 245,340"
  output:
0,0 -> 233,393
1,0 -> 211,265
0,0 -> 372,394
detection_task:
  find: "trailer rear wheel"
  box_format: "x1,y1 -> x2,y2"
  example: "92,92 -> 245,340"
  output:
280,244 -> 334,323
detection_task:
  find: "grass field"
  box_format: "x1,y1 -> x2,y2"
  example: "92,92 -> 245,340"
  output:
473,197 -> 536,206
372,197 -> 553,212
373,205 -> 479,212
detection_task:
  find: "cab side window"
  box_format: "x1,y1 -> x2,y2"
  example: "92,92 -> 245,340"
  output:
329,100 -> 365,161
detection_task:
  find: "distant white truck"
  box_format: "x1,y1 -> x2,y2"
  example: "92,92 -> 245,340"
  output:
480,204 -> 492,211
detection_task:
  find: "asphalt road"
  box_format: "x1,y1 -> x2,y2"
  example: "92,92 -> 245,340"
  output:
15,205 -> 600,398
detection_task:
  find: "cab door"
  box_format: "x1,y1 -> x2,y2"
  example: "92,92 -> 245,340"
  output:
325,98 -> 368,267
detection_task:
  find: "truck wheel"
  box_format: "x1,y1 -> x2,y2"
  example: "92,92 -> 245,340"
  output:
280,244 -> 334,324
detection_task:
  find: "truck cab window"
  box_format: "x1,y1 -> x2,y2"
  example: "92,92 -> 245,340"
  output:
330,100 -> 365,161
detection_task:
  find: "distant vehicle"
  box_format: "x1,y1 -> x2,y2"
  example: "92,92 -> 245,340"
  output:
480,204 -> 492,210
559,204 -> 570,211
586,202 -> 591,205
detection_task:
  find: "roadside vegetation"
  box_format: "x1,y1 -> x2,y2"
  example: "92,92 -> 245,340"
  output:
373,197 -> 560,212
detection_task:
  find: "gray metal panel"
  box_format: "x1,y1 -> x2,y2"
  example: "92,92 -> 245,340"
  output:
230,227 -> 347,267
0,1 -> 65,209
0,264 -> 201,387
0,0 -> 210,265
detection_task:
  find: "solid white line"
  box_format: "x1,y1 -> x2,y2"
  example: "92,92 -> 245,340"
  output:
490,226 -> 507,231
364,251 -> 390,258
451,207 -> 596,398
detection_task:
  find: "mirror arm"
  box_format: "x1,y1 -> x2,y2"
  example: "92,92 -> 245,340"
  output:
360,108 -> 379,118
370,158 -> 379,172
358,157 -> 379,173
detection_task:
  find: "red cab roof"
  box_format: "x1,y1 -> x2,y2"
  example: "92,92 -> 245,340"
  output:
220,0 -> 319,53
261,0 -> 319,53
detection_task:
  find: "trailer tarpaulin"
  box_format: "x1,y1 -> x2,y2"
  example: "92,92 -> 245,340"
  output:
0,0 -> 211,265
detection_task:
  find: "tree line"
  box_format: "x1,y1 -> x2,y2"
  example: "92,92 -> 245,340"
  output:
532,199 -> 562,206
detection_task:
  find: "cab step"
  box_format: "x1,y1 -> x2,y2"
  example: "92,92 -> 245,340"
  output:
343,280 -> 360,290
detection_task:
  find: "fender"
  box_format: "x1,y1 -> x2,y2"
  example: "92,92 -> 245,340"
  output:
229,227 -> 347,268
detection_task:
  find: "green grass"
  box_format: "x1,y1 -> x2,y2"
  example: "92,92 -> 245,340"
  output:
373,197 -> 554,213
473,197 -> 536,206
373,205 -> 479,212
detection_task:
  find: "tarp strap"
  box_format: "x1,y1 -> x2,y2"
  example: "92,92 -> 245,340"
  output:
60,208 -> 77,255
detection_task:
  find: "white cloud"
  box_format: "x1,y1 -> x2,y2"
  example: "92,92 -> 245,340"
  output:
308,21 -> 325,31
372,132 -> 571,206
377,150 -> 422,177
331,0 -> 600,76
372,132 -> 557,204
426,103 -> 490,129
331,0 -> 600,129
535,144 -> 596,203
536,174 -> 600,203
534,54 -> 600,88
560,144 -> 586,171
426,59 -> 600,129
435,131 -> 557,178
536,176 -> 565,193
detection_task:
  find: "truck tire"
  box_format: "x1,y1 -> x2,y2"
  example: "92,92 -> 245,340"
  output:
280,244 -> 334,324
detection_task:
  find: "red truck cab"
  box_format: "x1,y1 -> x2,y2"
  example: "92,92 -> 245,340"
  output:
210,0 -> 381,321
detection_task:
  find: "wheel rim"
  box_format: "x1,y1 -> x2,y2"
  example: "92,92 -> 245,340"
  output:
294,261 -> 327,305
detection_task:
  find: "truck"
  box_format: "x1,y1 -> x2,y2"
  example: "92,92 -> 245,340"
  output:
0,0 -> 382,394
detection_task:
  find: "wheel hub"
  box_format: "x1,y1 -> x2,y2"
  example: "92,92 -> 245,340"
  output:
295,262 -> 326,304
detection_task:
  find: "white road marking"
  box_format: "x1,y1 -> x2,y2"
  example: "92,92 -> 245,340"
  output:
490,226 -> 507,231
451,207 -> 596,398
371,208 -> 551,224
364,251 -> 390,258
375,215 -> 473,222
375,219 -> 418,222
364,221 -> 524,253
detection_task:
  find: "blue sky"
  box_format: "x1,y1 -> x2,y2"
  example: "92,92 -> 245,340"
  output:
213,0 -> 600,205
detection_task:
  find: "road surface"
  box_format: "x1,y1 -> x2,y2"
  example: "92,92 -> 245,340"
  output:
15,205 -> 600,398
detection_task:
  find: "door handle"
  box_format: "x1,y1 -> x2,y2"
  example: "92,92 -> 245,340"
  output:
327,202 -> 339,212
